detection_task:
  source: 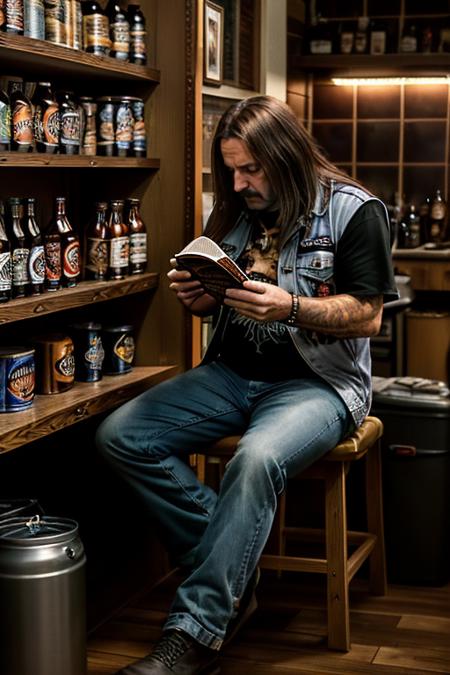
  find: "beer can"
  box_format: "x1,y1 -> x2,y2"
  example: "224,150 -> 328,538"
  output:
113,96 -> 134,158
0,348 -> 35,412
96,96 -> 114,157
33,333 -> 75,394
102,324 -> 134,375
70,322 -> 104,382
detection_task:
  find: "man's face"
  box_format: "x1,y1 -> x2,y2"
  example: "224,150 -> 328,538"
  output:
220,138 -> 276,211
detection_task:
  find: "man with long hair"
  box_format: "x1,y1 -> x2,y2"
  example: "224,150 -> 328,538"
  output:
97,96 -> 397,675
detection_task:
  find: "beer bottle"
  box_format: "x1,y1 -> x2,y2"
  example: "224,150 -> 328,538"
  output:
0,89 -> 11,151
0,200 -> 12,303
24,197 -> 45,295
428,189 -> 448,244
32,82 -> 59,154
108,199 -> 129,279
405,203 -> 421,248
58,90 -> 81,155
44,203 -> 62,291
53,196 -> 81,287
82,0 -> 111,56
107,0 -> 130,61
8,79 -> 33,152
126,197 -> 147,274
128,4 -> 146,65
5,0 -> 24,33
8,197 -> 29,298
85,201 -> 109,281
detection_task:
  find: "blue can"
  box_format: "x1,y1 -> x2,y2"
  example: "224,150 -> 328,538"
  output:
0,348 -> 35,412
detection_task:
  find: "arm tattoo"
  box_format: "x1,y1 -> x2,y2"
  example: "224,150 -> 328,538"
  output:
296,294 -> 383,337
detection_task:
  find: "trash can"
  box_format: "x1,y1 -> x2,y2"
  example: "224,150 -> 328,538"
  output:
371,376 -> 450,586
0,515 -> 87,675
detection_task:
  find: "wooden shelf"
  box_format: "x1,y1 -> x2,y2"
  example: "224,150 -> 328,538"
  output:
0,365 -> 179,454
0,153 -> 160,169
293,53 -> 450,76
0,273 -> 159,325
0,33 -> 160,83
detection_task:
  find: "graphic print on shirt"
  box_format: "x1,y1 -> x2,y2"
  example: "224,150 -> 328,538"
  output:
229,221 -> 290,354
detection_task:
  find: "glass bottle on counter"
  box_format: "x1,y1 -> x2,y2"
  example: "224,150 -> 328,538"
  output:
24,197 -> 45,295
8,80 -> 33,152
354,16 -> 369,54
107,0 -> 130,61
8,197 -> 29,298
428,189 -> 448,243
0,200 -> 12,303
400,23 -> 418,53
82,0 -> 111,56
108,199 -> 129,279
370,19 -> 386,55
419,196 -> 431,243
128,3 -> 146,64
32,82 -> 59,154
126,197 -> 147,274
85,201 -> 109,280
405,203 -> 421,248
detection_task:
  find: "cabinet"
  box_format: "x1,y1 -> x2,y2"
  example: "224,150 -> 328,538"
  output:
0,0 -> 196,622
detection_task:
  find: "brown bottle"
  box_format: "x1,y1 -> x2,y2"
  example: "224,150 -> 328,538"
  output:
108,199 -> 129,279
54,196 -> 81,286
0,200 -> 12,303
7,197 -> 29,297
428,189 -> 448,243
32,82 -> 59,154
44,203 -> 62,291
8,80 -> 33,152
128,3 -> 146,65
24,197 -> 45,295
85,201 -> 109,280
82,0 -> 111,56
126,197 -> 147,274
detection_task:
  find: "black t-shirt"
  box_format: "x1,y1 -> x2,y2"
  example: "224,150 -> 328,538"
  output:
218,200 -> 398,382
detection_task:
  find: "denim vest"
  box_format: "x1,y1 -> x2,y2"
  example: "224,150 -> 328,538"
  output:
204,182 -> 389,427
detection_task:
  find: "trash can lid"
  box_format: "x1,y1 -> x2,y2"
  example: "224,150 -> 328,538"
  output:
0,515 -> 79,545
372,376 -> 450,409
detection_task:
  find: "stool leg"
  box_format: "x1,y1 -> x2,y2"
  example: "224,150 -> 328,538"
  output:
325,462 -> 350,651
366,440 -> 387,596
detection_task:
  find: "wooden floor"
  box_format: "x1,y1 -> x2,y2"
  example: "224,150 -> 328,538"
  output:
87,571 -> 450,674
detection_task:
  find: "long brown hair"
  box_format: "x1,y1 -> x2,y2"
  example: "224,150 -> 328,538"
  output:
205,95 -> 362,242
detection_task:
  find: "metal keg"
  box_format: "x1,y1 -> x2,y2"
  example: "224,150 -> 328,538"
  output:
0,515 -> 87,675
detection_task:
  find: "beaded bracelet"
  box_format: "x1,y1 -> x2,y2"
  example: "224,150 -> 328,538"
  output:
285,292 -> 299,326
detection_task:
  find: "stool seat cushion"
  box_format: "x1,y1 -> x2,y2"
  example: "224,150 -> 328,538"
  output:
326,416 -> 384,461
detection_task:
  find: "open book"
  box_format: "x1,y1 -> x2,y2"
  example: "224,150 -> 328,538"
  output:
175,236 -> 249,300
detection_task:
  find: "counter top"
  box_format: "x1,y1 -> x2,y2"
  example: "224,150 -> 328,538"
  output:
393,245 -> 450,260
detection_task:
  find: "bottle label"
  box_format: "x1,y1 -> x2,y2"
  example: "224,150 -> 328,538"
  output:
84,335 -> 105,370
111,18 -> 130,59
431,203 -> 446,220
44,0 -> 67,44
116,101 -> 134,150
310,39 -> 332,54
130,232 -> 147,264
0,251 -> 12,291
110,236 -> 129,268
0,100 -> 11,145
83,13 -> 111,53
12,247 -> 29,286
43,103 -> 60,146
45,240 -> 61,280
63,240 -> 80,277
56,351 -> 75,377
114,333 -> 135,364
370,31 -> 386,55
60,110 -> 80,146
130,27 -> 146,60
24,0 -> 45,39
28,245 -> 46,284
132,100 -> 146,153
98,102 -> 114,147
86,237 -> 109,275
13,101 -> 33,145
401,36 -> 417,53
6,0 -> 24,32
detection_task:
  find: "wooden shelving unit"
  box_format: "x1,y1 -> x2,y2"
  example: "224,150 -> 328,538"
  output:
0,154 -> 160,169
293,53 -> 450,76
0,365 -> 178,454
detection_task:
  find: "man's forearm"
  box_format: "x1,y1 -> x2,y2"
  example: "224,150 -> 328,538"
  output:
295,294 -> 383,337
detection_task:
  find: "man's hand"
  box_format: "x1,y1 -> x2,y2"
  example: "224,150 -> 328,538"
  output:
167,259 -> 218,315
224,280 -> 292,322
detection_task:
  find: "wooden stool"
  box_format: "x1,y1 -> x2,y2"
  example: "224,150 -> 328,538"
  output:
200,415 -> 386,652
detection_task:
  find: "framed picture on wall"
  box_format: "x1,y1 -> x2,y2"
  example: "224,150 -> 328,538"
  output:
204,1 -> 224,86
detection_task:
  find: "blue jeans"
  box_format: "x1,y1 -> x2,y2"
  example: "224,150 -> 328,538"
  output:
96,361 -> 352,650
